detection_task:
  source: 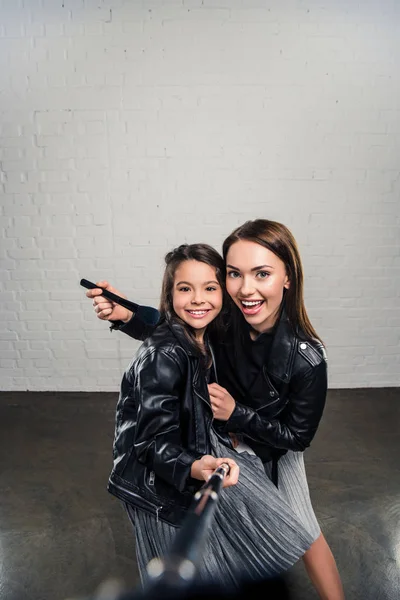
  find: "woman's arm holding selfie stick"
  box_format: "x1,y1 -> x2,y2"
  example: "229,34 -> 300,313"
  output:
81,279 -> 159,341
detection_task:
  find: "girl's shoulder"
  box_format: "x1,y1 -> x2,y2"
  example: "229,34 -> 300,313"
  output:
134,320 -> 193,373
138,321 -> 184,354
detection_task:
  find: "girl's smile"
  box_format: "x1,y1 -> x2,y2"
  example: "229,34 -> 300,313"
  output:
185,309 -> 212,319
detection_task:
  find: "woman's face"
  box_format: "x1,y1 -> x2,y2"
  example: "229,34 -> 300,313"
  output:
172,260 -> 223,340
226,240 -> 290,333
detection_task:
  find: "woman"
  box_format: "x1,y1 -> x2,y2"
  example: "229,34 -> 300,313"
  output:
106,242 -> 315,589
88,220 -> 344,599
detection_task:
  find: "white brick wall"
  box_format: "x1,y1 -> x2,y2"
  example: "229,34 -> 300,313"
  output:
1,0 -> 399,390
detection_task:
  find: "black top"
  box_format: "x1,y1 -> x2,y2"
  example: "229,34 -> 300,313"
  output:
240,321 -> 275,387
205,362 -> 216,385
214,314 -> 276,409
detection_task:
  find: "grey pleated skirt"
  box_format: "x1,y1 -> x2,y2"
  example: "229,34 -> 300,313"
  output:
125,430 -> 320,588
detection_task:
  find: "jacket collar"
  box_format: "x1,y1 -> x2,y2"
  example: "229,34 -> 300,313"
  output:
164,316 -> 202,358
164,317 -> 210,390
265,306 -> 297,384
232,301 -> 297,384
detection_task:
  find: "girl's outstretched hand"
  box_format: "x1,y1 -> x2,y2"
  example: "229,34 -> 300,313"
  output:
190,455 -> 239,488
208,383 -> 236,421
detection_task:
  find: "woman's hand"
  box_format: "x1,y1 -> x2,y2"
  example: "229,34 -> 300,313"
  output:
85,280 -> 133,323
190,455 -> 239,488
208,383 -> 236,421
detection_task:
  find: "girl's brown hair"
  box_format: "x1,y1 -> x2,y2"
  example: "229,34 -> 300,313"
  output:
222,219 -> 321,342
159,243 -> 227,355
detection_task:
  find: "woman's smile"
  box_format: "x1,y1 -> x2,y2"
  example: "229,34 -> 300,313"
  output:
239,299 -> 265,315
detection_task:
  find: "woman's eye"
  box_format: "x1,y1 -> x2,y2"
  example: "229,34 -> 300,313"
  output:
256,271 -> 270,279
227,271 -> 240,278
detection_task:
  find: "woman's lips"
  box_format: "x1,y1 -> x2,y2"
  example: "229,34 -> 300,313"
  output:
239,300 -> 264,315
185,309 -> 212,319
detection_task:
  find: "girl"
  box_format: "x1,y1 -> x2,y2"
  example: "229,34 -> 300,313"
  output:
107,242 -> 315,589
88,221 -> 344,599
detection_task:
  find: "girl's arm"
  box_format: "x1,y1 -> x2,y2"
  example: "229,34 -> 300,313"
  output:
132,349 -> 201,491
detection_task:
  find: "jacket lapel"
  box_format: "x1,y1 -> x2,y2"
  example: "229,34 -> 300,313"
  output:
266,308 -> 296,384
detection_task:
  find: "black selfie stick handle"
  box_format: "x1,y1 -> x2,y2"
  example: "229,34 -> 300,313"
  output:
80,279 -> 160,326
80,279 -> 140,313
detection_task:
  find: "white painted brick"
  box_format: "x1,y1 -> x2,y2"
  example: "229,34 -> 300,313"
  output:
7,248 -> 42,260
1,0 -> 400,390
0,270 -> 11,289
44,322 -> 62,332
42,248 -> 77,259
19,349 -> 52,359
0,147 -> 24,160
50,330 -> 86,340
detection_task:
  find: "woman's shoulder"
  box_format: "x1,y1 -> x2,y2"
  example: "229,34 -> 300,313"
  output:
293,331 -> 327,373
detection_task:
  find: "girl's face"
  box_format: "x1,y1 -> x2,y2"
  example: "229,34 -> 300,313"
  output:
226,240 -> 290,333
172,260 -> 223,341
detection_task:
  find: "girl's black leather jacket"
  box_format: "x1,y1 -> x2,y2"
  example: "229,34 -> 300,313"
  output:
108,318 -> 231,526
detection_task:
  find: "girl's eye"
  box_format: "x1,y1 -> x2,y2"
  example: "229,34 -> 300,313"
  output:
206,286 -> 217,292
179,287 -> 190,292
227,271 -> 240,278
256,271 -> 270,279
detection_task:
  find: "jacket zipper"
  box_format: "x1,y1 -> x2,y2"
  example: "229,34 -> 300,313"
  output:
262,367 -> 280,399
208,342 -> 218,383
194,389 -> 214,434
194,388 -> 211,409
110,478 -> 163,520
149,471 -> 155,485
194,388 -> 235,451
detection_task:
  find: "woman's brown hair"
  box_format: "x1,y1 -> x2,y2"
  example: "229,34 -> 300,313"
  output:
159,243 -> 227,356
222,219 -> 321,342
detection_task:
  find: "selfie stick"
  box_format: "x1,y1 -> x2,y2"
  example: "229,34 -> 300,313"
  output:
143,463 -> 231,591
80,279 -> 160,325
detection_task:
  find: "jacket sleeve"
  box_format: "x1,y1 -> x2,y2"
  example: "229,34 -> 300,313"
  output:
110,305 -> 161,341
133,349 -> 202,492
224,361 -> 327,452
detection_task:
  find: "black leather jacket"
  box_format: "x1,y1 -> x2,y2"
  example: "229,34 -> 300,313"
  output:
108,318 -> 231,526
112,305 -> 328,466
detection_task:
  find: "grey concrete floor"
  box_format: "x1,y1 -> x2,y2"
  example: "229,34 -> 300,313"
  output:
0,389 -> 399,600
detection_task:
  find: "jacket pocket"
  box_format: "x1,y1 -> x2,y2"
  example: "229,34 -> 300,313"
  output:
108,475 -> 164,519
255,368 -> 289,416
262,369 -> 280,398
